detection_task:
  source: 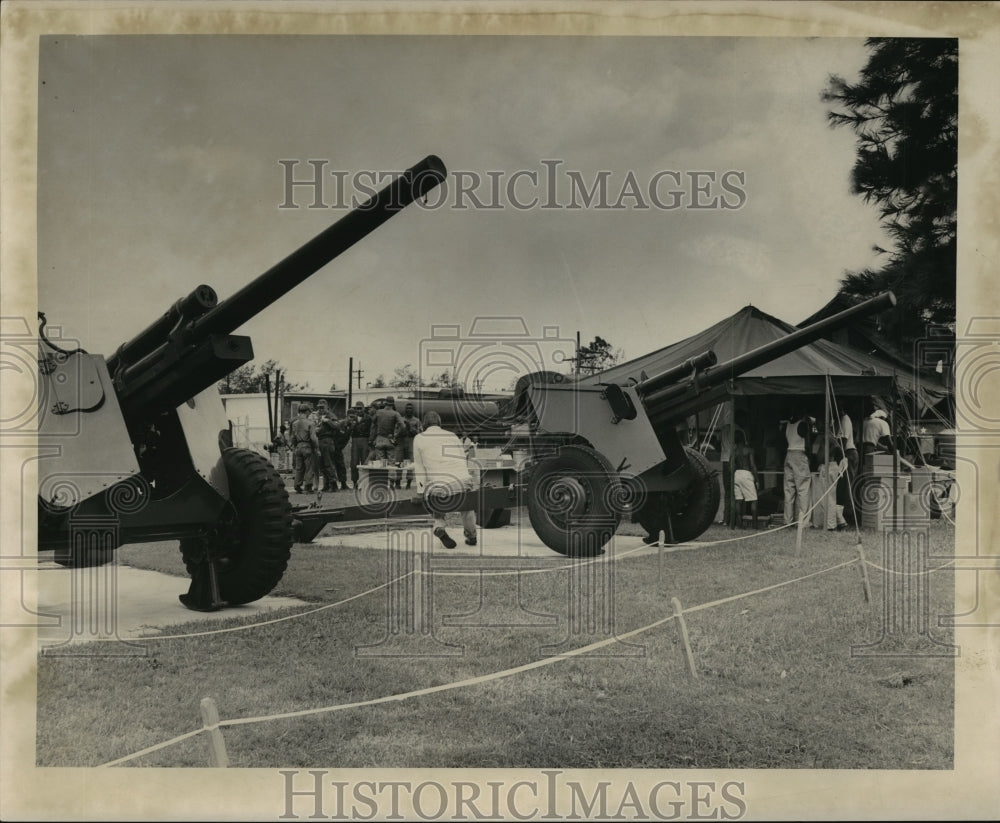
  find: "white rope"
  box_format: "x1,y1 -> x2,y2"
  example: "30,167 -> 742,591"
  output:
863,557 -> 956,576
136,576 -> 412,641
99,558 -> 856,767
700,403 -> 724,455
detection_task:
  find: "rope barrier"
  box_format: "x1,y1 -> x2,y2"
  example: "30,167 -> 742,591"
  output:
136,576 -> 412,641
99,557 -> 857,767
684,471 -> 841,550
132,495 -> 857,643
100,728 -> 206,768
681,559 -> 857,614
427,543 -> 652,577
134,545 -> 659,642
862,557 -> 956,576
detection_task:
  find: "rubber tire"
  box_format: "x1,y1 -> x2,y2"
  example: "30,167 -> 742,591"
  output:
180,448 -> 293,605
527,444 -> 620,556
635,446 -> 720,544
481,508 -> 512,529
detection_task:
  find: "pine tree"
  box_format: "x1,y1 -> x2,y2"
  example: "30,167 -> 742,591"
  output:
823,38 -> 957,350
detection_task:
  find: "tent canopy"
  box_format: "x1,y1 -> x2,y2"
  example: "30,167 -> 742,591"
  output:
798,293 -> 952,416
580,305 -> 895,397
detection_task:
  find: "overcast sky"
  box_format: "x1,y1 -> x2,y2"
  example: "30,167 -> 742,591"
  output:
38,34 -> 887,392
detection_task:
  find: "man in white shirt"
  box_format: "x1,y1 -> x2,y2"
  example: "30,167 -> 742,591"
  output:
861,408 -> 893,465
412,410 -> 477,548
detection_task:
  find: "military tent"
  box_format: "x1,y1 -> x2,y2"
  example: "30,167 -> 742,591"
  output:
579,305 -> 895,399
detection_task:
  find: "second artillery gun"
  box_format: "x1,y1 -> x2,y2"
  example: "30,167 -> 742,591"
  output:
290,291 -> 897,556
37,155 -> 448,610
504,290 -> 898,554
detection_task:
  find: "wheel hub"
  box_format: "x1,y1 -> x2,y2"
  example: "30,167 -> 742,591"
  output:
545,475 -> 589,518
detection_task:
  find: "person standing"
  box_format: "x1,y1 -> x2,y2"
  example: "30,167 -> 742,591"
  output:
364,402 -> 380,462
817,446 -> 849,530
314,400 -> 340,493
395,402 -> 422,489
348,402 -> 369,487
731,429 -> 759,529
717,407 -> 746,528
782,410 -> 812,526
370,396 -> 405,485
837,411 -> 859,526
861,408 -> 892,464
290,403 -> 319,494
412,410 -> 477,548
331,412 -> 351,490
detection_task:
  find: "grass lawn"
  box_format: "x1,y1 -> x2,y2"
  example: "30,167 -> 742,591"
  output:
36,516 -> 956,769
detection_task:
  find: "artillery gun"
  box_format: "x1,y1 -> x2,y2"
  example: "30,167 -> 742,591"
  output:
37,155 -> 447,610
289,291 -> 897,555
508,291 -> 898,554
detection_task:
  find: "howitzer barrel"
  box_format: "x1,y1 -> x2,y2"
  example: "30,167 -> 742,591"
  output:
189,154 -> 447,341
112,155 -> 447,415
640,290 -> 896,420
636,350 -> 718,397
107,285 -> 218,376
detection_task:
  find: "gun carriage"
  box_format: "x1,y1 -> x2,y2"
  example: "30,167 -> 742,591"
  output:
37,155 -> 448,610
292,292 -> 897,555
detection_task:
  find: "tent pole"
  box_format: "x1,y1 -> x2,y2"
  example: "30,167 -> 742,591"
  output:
729,396 -> 743,529
892,368 -> 899,530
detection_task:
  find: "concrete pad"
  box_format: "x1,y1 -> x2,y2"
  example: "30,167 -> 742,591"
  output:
315,522 -> 706,561
33,560 -> 308,651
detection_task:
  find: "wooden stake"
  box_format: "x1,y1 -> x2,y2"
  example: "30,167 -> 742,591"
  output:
856,542 -> 873,607
671,597 -> 698,679
795,511 -> 805,556
657,530 -> 666,584
200,697 -> 229,768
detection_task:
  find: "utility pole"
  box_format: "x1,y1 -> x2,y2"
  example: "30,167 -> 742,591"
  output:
348,357 -> 353,410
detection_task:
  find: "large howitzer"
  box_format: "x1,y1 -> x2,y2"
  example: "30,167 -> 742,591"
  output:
509,291 -> 897,554
37,155 -> 447,609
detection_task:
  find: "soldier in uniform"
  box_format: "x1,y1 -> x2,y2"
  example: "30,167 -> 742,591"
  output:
370,396 -> 405,486
395,402 -> 423,489
365,403 -> 379,462
348,401 -> 370,486
290,402 -> 319,493
331,411 -> 351,490
314,400 -> 341,492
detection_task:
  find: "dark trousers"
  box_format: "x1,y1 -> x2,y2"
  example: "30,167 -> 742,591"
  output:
722,461 -> 733,527
293,443 -> 315,489
318,439 -> 340,490
838,448 -> 859,525
350,437 -> 368,485
333,444 -> 348,487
